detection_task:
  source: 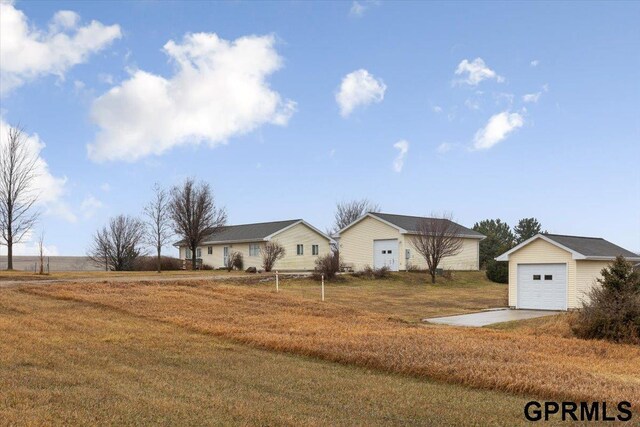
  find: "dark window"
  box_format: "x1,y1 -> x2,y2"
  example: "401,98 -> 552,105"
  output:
196,248 -> 202,258
208,246 -> 212,255
387,250 -> 392,254
312,245 -> 319,255
533,275 -> 541,280
297,244 -> 304,255
544,275 -> 553,280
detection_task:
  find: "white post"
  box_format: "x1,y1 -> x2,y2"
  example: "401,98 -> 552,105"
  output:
276,270 -> 279,292
321,274 -> 325,302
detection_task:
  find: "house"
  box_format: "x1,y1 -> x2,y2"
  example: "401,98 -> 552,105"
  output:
177,219 -> 331,271
496,234 -> 640,311
336,212 -> 484,272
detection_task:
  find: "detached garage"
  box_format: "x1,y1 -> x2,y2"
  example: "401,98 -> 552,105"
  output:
496,234 -> 640,310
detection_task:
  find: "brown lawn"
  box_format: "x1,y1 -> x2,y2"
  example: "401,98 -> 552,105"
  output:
2,287 -> 543,426
21,277 -> 640,412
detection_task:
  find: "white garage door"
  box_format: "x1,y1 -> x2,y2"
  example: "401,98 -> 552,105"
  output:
517,264 -> 567,310
373,239 -> 398,271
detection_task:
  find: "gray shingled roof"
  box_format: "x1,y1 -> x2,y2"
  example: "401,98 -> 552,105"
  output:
199,219 -> 301,244
370,213 -> 485,238
544,234 -> 639,259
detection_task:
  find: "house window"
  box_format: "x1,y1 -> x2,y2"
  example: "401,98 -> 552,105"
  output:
382,250 -> 386,254
533,275 -> 541,280
208,246 -> 212,255
312,245 -> 319,255
405,249 -> 411,259
196,248 -> 202,258
249,244 -> 260,257
297,244 -> 304,255
186,249 -> 192,259
544,275 -> 553,280
387,250 -> 392,254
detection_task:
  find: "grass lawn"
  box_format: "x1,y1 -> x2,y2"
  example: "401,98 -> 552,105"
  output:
0,269 -> 245,282
2,288 -> 541,426
250,271 -> 508,321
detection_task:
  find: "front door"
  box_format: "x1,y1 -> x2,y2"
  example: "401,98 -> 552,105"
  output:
373,239 -> 399,271
223,246 -> 229,267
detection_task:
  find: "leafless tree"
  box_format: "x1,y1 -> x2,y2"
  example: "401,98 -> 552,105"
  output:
0,125 -> 40,270
332,199 -> 381,234
88,215 -> 146,271
225,250 -> 243,272
143,183 -> 172,273
169,178 -> 226,270
409,213 -> 464,284
262,241 -> 285,272
37,230 -> 45,275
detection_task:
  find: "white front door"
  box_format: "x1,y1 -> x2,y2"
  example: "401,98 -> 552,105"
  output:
517,263 -> 567,310
373,239 -> 399,271
223,246 -> 229,266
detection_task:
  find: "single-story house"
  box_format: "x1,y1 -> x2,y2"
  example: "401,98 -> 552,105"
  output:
336,212 -> 484,272
177,219 -> 331,271
496,233 -> 640,311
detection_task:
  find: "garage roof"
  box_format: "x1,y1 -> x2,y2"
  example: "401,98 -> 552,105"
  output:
337,212 -> 484,239
496,233 -> 640,261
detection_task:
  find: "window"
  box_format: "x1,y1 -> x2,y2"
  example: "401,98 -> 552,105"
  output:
312,244 -> 319,255
533,275 -> 541,280
405,249 -> 410,259
382,250 -> 386,254
297,244 -> 304,255
387,250 -> 392,254
196,248 -> 202,258
186,249 -> 192,259
544,275 -> 553,280
208,246 -> 212,255
249,244 -> 260,257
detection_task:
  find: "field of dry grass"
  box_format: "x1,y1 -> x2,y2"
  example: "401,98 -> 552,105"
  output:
2,287 -> 542,426
21,278 -> 640,412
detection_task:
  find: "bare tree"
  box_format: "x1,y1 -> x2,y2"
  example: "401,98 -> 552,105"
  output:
409,213 -> 464,284
262,241 -> 285,272
0,125 -> 40,270
169,178 -> 226,270
332,199 -> 381,234
37,230 -> 45,275
88,215 -> 146,271
143,183 -> 172,273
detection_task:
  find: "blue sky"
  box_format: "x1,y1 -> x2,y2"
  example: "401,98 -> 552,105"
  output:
1,0 -> 639,256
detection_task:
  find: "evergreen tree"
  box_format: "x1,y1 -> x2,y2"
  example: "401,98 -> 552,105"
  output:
514,217 -> 543,243
472,219 -> 515,269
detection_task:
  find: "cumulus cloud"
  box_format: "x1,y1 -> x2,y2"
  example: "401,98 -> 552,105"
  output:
0,229 -> 59,256
472,112 -> 524,150
523,92 -> 541,103
88,32 -> 295,162
0,2 -> 121,95
336,69 -> 386,117
454,58 -> 504,86
392,140 -> 409,172
0,119 -> 76,222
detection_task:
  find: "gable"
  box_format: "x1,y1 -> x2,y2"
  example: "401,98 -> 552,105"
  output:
340,215 -> 402,239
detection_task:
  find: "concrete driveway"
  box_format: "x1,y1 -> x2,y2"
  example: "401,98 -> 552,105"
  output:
423,309 -> 561,327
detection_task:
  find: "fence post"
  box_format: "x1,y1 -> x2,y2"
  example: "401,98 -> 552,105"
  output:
276,270 -> 279,292
321,273 -> 325,302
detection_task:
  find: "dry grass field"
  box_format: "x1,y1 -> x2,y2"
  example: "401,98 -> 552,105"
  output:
2,271 -> 639,425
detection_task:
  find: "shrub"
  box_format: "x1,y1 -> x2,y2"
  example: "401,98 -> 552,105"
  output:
571,256 -> 640,344
201,263 -> 214,270
262,241 -> 285,272
485,260 -> 508,284
352,265 -> 390,280
225,251 -> 244,272
313,253 -> 340,281
132,256 -> 183,271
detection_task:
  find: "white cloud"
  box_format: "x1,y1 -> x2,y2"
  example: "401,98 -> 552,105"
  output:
464,98 -> 480,110
432,105 -> 443,113
454,58 -> 504,86
0,119 -> 76,222
88,32 -> 295,162
336,69 -> 386,117
523,92 -> 541,103
0,231 -> 59,256
542,83 -> 550,92
0,2 -> 121,95
392,140 -> 409,172
472,111 -> 524,150
437,142 -> 454,154
349,1 -> 378,17
530,59 -> 540,67
80,194 -> 103,219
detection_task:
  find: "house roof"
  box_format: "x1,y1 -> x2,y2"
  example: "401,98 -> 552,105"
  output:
176,219 -> 330,246
496,233 -> 640,261
337,212 -> 485,239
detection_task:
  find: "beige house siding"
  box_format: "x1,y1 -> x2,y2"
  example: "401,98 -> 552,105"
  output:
339,216 -> 480,272
180,222 -> 329,271
507,239 -> 577,308
269,222 -> 330,270
575,260 -> 610,307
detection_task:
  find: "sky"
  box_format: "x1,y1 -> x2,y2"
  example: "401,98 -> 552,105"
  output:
1,0 -> 639,257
